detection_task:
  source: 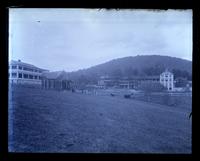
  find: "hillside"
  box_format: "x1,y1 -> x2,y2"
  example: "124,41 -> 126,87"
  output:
68,55 -> 192,83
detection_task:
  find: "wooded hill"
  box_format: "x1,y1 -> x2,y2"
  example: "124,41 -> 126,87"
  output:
68,55 -> 192,84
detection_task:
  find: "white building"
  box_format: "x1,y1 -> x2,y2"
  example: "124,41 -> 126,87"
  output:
160,69 -> 174,91
9,60 -> 48,85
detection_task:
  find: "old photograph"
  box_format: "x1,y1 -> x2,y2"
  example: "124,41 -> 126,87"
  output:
8,9 -> 192,153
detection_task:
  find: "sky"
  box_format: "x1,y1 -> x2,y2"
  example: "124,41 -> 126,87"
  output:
9,9 -> 192,72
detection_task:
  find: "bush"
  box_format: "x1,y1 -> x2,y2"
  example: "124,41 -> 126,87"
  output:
124,94 -> 131,98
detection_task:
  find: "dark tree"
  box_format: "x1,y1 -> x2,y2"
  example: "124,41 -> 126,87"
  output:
172,69 -> 191,80
77,74 -> 89,84
132,68 -> 139,76
142,64 -> 165,76
123,67 -> 133,76
175,77 -> 188,87
111,68 -> 123,78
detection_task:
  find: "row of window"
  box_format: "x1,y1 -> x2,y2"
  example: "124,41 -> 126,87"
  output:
161,75 -> 173,78
9,65 -> 42,73
9,73 -> 41,80
161,79 -> 172,81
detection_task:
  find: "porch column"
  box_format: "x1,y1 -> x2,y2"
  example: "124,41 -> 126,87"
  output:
46,79 -> 49,89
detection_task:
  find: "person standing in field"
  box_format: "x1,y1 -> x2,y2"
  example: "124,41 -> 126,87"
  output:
189,112 -> 192,119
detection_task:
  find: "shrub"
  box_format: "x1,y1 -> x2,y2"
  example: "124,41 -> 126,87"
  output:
124,94 -> 131,98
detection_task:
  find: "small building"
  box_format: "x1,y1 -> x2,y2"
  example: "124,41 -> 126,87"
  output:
160,69 -> 174,91
41,71 -> 74,90
173,80 -> 192,92
98,79 -> 118,88
9,60 -> 48,85
174,77 -> 188,87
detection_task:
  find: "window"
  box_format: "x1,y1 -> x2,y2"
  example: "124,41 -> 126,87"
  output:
23,74 -> 28,79
29,75 -> 33,79
12,66 -> 17,69
8,73 -> 10,78
12,73 -> 17,77
23,67 -> 33,72
23,67 -> 28,71
34,76 -> 38,79
19,66 -> 22,70
18,73 -> 22,78
39,76 -> 41,80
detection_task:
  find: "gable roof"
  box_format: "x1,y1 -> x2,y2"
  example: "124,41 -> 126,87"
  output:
160,71 -> 173,76
41,71 -> 69,80
9,60 -> 48,71
161,68 -> 173,75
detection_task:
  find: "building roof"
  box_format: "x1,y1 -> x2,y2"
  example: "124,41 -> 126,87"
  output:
41,71 -> 69,80
160,69 -> 173,75
9,60 -> 48,71
128,76 -> 160,80
160,71 -> 173,75
100,75 -> 160,80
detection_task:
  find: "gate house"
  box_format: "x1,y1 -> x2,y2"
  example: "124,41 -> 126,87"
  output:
41,71 -> 73,90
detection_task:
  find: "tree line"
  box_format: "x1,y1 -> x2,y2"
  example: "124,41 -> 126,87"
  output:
109,67 -> 192,80
70,66 -> 192,85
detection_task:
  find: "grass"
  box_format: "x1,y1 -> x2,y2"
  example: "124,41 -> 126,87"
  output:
132,93 -> 192,112
8,86 -> 192,153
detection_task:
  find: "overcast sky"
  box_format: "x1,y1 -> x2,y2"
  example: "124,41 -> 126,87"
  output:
9,9 -> 192,72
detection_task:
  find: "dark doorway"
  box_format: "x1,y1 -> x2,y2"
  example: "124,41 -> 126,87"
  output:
62,81 -> 66,90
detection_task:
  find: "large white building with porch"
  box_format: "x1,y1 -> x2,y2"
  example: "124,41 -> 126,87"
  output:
160,69 -> 174,91
9,60 -> 48,85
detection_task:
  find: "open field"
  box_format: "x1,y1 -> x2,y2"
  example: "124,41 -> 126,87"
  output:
131,92 -> 192,111
8,86 -> 192,153
77,88 -> 192,112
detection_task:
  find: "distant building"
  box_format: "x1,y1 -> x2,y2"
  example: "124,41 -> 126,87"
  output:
173,79 -> 192,92
98,69 -> 176,91
118,76 -> 160,89
160,69 -> 174,91
98,76 -> 160,89
9,60 -> 48,85
41,71 -> 74,90
174,77 -> 188,87
98,77 -> 118,88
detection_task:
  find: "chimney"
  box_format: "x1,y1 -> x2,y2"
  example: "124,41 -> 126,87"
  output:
18,59 -> 21,62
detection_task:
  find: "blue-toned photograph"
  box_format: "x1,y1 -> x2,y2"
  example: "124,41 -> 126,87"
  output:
8,9 -> 192,153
